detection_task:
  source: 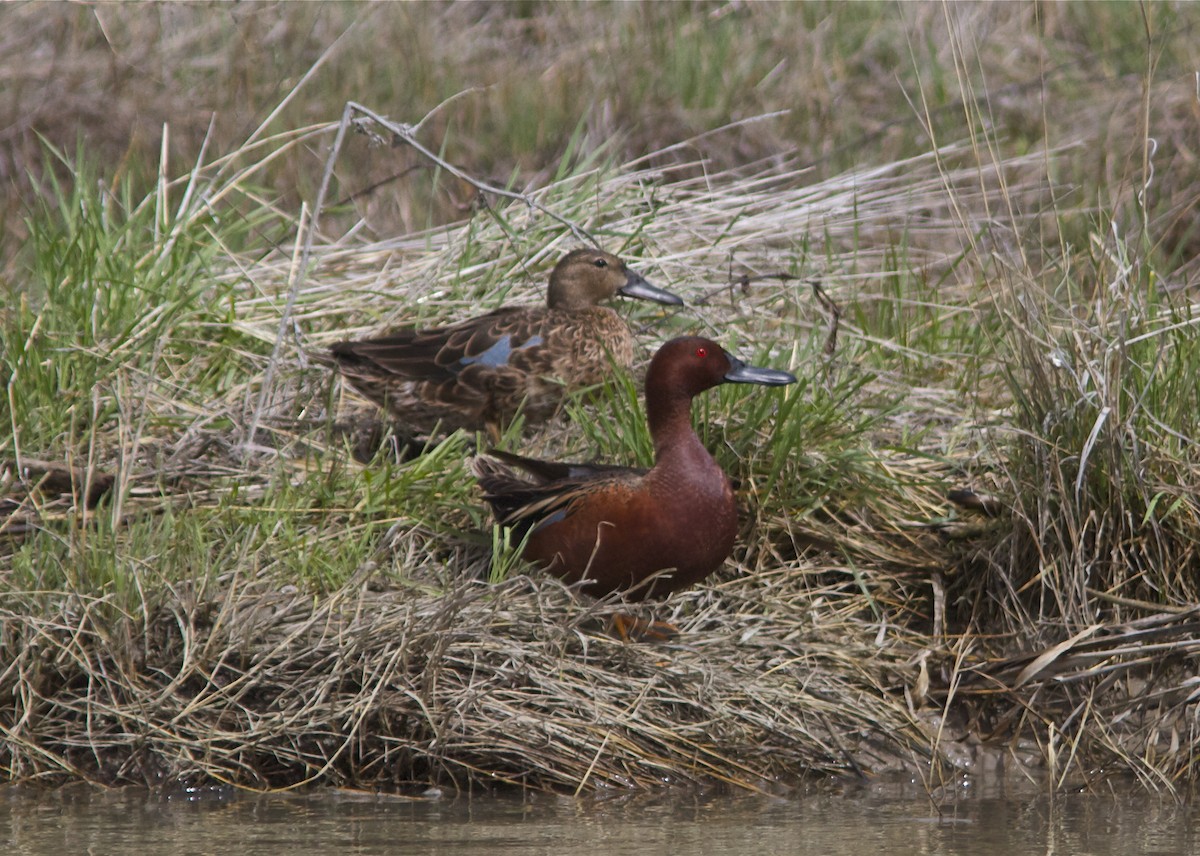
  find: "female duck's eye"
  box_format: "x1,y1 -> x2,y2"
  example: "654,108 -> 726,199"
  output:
695,347 -> 708,358
592,258 -> 608,268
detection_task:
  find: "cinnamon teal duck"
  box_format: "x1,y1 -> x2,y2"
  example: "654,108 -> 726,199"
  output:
472,336 -> 796,603
330,249 -> 682,439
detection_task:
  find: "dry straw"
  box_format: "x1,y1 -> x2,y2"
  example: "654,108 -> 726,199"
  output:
4,92 -> 1198,795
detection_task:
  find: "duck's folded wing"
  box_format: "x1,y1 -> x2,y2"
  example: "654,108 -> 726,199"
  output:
472,454 -> 644,536
483,448 -> 646,484
330,329 -> 446,382
331,308 -> 546,384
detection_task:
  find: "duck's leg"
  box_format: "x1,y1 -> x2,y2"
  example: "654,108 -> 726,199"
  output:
608,612 -> 680,642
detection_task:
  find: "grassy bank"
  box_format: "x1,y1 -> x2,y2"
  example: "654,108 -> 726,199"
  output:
4,3 -> 1200,795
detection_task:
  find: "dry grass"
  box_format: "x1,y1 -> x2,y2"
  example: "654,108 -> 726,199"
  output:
0,569 -> 932,792
0,122 -> 1018,792
4,2 -> 1200,797
0,127 -> 1069,793
5,4 -> 1197,258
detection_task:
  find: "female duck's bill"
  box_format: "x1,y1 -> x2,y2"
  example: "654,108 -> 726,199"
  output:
329,249 -> 682,440
473,336 -> 796,606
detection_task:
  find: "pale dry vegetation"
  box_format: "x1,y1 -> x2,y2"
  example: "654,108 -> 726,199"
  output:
3,2 -> 1200,796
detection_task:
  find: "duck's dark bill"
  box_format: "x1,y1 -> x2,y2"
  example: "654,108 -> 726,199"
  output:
723,359 -> 797,386
620,273 -> 685,306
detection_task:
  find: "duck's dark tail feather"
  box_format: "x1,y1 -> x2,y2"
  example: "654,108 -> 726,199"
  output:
482,448 -> 645,483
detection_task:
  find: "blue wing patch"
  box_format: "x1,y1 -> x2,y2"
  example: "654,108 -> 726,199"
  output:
532,509 -> 568,533
458,335 -> 544,371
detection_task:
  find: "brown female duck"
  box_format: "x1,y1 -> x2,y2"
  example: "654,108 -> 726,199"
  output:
330,249 -> 681,438
473,336 -> 796,602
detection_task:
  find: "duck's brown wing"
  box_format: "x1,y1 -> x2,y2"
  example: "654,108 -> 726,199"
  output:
472,453 -> 646,538
483,448 -> 646,484
331,307 -> 550,384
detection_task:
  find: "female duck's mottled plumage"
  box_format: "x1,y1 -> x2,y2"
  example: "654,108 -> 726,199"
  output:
473,336 -> 796,601
330,249 -> 681,436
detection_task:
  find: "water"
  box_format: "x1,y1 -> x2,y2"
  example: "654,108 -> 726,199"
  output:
3,779 -> 1197,855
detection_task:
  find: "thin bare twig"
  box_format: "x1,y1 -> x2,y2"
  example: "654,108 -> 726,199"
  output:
346,101 -> 597,246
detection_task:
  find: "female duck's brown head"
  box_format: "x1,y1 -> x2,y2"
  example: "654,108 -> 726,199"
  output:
546,249 -> 682,311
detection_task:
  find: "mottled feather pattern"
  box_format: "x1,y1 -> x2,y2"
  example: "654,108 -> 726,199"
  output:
329,250 -> 678,436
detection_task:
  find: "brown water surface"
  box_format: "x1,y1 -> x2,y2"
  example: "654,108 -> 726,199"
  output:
2,778 -> 1196,855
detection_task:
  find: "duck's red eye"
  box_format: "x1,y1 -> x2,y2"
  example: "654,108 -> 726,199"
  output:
695,347 -> 708,358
